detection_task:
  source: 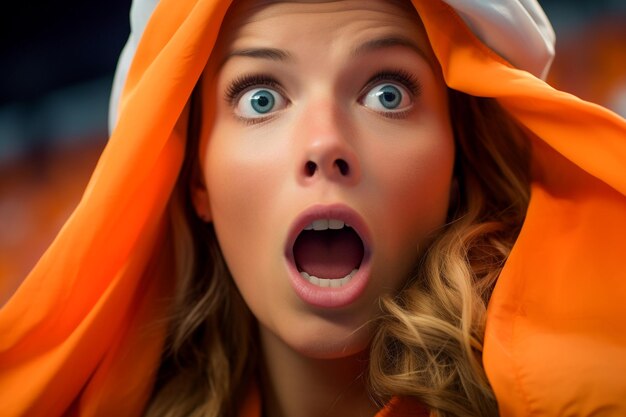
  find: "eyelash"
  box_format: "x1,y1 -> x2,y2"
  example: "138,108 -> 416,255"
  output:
364,69 -> 421,97
225,74 -> 284,106
360,69 -> 421,119
223,69 -> 422,123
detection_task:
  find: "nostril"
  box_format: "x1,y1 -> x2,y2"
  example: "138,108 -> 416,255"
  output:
335,159 -> 349,176
305,161 -> 317,176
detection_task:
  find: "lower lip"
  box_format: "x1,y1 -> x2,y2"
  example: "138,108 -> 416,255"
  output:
285,252 -> 371,309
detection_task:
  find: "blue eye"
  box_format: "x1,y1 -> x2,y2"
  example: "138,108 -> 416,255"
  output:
250,90 -> 274,113
377,85 -> 401,109
362,83 -> 412,113
236,88 -> 286,119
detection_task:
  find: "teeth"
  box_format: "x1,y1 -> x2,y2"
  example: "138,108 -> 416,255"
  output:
304,219 -> 346,231
299,269 -> 358,288
328,219 -> 344,230
312,219 -> 329,230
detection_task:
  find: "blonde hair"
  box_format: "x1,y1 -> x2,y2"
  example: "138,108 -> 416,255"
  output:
144,88 -> 257,417
144,88 -> 530,416
368,90 -> 530,416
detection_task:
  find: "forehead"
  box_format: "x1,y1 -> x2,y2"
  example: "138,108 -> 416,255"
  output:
225,0 -> 419,20
217,0 -> 429,55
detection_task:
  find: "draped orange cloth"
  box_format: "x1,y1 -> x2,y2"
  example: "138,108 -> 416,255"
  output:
239,384 -> 428,417
1,0 -> 625,415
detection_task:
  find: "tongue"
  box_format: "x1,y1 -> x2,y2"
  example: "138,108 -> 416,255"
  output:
293,228 -> 364,279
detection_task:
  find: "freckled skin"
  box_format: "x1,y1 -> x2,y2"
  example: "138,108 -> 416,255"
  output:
193,0 -> 455,359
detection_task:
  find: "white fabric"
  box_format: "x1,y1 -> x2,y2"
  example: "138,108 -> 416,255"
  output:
108,0 -> 159,132
107,0 -> 556,132
441,0 -> 555,79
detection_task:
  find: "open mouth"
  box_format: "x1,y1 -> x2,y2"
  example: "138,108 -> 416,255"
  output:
285,204 -> 372,307
292,218 -> 365,288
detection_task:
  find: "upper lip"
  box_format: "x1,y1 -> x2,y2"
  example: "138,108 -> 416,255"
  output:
284,203 -> 372,260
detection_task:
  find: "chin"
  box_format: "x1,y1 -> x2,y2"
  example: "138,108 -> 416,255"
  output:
273,313 -> 377,360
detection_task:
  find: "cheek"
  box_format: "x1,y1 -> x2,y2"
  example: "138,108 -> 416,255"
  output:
201,122 -> 294,310
204,123 -> 288,230
387,139 -> 454,220
389,99 -> 455,235
363,123 -> 455,259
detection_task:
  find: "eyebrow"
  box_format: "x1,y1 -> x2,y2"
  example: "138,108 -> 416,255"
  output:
351,36 -> 429,61
223,36 -> 428,66
225,47 -> 293,63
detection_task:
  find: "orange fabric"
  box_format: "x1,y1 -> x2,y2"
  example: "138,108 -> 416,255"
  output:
409,1 -> 626,415
1,0 -> 625,416
238,383 -> 262,417
237,383 -> 427,417
372,397 -> 428,417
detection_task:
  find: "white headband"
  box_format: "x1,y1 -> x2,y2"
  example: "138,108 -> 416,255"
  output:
108,0 -> 556,131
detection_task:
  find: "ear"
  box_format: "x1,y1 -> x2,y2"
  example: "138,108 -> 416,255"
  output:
190,172 -> 212,223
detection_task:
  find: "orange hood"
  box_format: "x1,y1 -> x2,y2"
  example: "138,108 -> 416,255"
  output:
1,0 -> 625,416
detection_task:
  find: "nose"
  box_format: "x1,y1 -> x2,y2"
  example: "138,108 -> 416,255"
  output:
302,142 -> 356,181
296,101 -> 361,186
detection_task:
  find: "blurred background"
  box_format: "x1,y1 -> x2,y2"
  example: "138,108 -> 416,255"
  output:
1,0 -> 625,304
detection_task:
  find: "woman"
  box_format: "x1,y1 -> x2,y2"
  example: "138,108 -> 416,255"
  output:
1,1 -> 625,416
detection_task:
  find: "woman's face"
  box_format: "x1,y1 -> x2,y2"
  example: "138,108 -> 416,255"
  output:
194,0 -> 455,359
